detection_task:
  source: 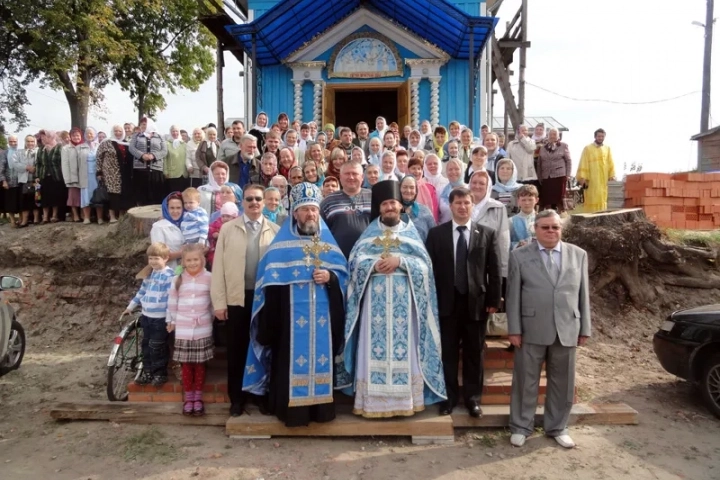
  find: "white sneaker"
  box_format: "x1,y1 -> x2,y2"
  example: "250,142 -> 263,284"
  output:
510,434 -> 526,447
553,434 -> 576,449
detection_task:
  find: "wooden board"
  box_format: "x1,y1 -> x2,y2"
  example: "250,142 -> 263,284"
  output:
50,402 -> 228,427
451,402 -> 638,428
225,404 -> 454,441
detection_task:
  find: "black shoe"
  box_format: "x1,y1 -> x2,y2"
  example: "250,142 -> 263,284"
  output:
229,402 -> 243,417
467,401 -> 482,418
135,371 -> 152,385
439,403 -> 453,416
151,375 -> 168,387
252,396 -> 271,415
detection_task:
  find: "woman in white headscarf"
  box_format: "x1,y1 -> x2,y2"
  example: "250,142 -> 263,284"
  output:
97,124 -> 133,223
249,112 -> 270,152
128,117 -> 168,205
165,124 -> 188,194
185,127 -> 204,187
469,170 -> 510,278
379,151 -> 399,181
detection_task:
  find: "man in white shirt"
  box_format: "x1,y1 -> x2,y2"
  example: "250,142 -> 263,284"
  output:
426,187 -> 502,418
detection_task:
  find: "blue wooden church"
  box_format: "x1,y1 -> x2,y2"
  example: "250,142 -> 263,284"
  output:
222,0 -> 497,131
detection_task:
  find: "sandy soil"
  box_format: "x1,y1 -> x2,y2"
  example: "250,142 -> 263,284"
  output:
1,222 -> 719,480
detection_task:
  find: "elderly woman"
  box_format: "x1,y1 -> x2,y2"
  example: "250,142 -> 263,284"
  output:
97,124 -> 133,223
80,127 -> 103,224
483,132 -> 506,181
288,166 -> 304,187
1,135 -> 19,225
37,130 -> 66,223
400,125 -> 412,149
185,128 -> 205,187
198,160 -> 242,218
383,130 -> 398,153
61,127 -> 87,222
278,147 -> 298,181
492,158 -> 522,216
150,192 -> 185,269
258,152 -> 278,187
537,127 -> 571,212
407,157 -> 439,222
165,125 -> 188,194
400,175 -> 435,242
366,137 -> 382,166
129,118 -> 167,206
363,164 -> 380,188
270,174 -> 290,211
11,135 -> 41,227
470,170 -> 510,278
195,127 -> 221,181
438,158 -> 467,223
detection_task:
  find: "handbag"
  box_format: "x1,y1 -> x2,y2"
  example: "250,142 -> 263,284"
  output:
90,182 -> 109,205
22,182 -> 34,195
486,312 -> 509,336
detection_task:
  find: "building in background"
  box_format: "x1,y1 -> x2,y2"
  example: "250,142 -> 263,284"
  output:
217,0 -> 496,131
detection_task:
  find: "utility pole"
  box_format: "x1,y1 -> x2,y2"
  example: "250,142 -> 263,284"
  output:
700,0 -> 714,134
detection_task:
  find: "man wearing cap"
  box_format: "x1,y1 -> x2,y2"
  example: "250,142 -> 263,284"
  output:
244,183 -> 348,427
337,180 -> 446,418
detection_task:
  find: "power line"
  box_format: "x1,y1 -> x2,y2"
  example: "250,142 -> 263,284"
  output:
525,81 -> 701,105
26,87 -> 67,104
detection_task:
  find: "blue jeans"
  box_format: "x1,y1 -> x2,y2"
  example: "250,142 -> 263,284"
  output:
140,315 -> 169,377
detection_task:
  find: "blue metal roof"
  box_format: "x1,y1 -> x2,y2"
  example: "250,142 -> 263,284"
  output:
227,0 -> 498,67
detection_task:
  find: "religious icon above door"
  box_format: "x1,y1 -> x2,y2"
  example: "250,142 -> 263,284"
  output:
328,32 -> 403,79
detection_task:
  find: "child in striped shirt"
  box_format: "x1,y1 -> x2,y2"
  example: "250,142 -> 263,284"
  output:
181,187 -> 209,245
125,242 -> 175,386
166,244 -> 214,416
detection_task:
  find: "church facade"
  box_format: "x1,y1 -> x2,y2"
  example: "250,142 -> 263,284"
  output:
228,0 -> 497,131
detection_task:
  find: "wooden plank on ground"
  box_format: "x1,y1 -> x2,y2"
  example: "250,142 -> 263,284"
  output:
225,404 -> 454,441
50,402 -> 227,427
451,402 -> 638,428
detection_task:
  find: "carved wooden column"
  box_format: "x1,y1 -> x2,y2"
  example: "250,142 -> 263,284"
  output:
313,81 -> 323,124
429,76 -> 441,127
292,80 -> 304,123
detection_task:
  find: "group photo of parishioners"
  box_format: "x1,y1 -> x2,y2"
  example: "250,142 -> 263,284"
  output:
110,115 -> 596,449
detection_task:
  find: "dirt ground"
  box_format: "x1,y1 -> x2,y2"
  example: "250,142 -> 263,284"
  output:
1,222 -> 719,480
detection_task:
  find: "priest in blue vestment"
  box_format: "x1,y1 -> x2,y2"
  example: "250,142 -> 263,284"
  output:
243,182 -> 348,427
338,180 -> 446,418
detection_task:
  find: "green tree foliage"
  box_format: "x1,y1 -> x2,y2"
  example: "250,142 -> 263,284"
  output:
0,0 -> 132,130
114,0 -> 215,123
0,0 -> 216,131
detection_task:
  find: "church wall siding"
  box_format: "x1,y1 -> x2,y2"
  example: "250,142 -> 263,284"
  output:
301,81 -> 314,123
440,59 -> 482,130
259,65 -> 294,118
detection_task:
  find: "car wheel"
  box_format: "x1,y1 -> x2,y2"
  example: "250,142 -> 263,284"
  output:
0,320 -> 26,376
700,353 -> 720,419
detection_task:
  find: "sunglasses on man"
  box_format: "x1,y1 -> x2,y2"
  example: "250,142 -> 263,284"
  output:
539,225 -> 561,231
244,196 -> 263,203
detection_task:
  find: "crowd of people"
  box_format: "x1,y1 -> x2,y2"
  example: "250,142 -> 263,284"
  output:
0,112 -> 607,448
114,111 -> 599,449
0,113 -> 616,228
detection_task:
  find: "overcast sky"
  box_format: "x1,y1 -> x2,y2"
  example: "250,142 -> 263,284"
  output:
9,0 -> 717,175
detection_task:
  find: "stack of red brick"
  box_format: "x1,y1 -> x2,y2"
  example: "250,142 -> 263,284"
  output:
624,172 -> 720,230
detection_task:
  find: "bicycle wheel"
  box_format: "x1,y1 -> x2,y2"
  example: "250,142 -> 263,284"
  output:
106,317 -> 143,401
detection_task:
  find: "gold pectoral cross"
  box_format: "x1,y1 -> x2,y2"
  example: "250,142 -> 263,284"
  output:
373,229 -> 401,259
303,234 -> 332,268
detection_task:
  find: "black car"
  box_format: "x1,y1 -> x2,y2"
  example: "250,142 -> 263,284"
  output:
653,304 -> 720,418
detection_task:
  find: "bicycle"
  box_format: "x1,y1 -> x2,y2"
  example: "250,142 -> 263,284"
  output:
106,311 -> 144,401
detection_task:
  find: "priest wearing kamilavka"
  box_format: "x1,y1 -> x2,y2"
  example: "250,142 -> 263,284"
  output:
242,182 -> 348,427
338,180 -> 447,418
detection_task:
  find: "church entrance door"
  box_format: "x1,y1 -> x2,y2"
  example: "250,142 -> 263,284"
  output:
323,81 -> 410,131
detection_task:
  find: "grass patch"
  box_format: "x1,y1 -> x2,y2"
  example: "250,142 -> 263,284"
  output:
665,229 -> 720,248
123,427 -> 177,464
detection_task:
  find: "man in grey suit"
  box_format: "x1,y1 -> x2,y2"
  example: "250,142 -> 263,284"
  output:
506,209 -> 591,449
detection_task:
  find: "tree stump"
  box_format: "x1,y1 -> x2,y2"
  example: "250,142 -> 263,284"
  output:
123,205 -> 162,237
564,208 -> 719,309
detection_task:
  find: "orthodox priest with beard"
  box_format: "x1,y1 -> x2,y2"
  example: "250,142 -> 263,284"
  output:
337,180 -> 446,418
243,183 -> 348,427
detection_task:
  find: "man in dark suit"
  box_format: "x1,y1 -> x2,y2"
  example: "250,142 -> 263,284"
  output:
426,186 -> 502,417
352,121 -> 371,158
